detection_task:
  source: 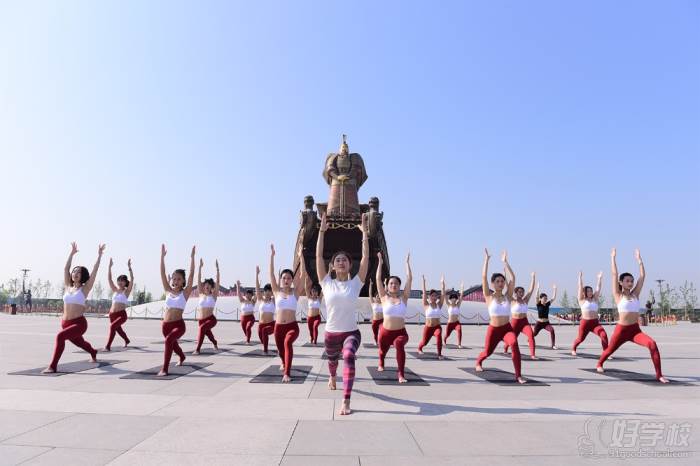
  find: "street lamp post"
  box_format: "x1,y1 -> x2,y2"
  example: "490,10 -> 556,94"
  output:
656,279 -> 665,326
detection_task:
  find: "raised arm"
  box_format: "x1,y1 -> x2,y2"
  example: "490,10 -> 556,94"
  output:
549,284 -> 558,304
421,275 -> 428,306
316,215 -> 328,282
269,244 -> 280,293
593,271 -> 602,300
82,244 -> 106,295
577,271 -> 584,301
125,259 -> 134,297
236,280 -> 244,303
197,259 -> 204,294
214,260 -> 220,298
184,246 -> 196,298
64,242 -> 78,287
160,244 -> 172,293
457,281 -> 465,308
632,248 -> 645,298
356,214 -> 370,282
438,275 -> 446,308
611,248 -> 620,303
502,250 -> 515,299
482,248 -> 492,299
254,266 -> 262,301
402,253 -> 413,303
107,258 -> 117,292
368,279 -> 374,300
524,272 -> 536,303
375,252 -> 387,299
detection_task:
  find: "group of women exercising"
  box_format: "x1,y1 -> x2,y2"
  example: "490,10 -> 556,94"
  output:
42,220 -> 668,416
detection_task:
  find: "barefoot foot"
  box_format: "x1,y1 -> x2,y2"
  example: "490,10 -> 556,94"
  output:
659,376 -> 670,384
377,365 -> 384,372
596,365 -> 604,373
398,376 -> 408,383
177,356 -> 186,366
517,377 -> 527,384
328,376 -> 337,390
42,367 -> 56,374
571,351 -> 577,356
475,364 -> 483,372
282,375 -> 291,383
338,400 -> 352,415
157,370 -> 168,377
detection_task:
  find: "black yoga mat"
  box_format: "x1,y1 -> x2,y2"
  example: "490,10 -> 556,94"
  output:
150,339 -> 195,345
564,352 -> 632,361
9,360 -> 127,377
581,368 -> 694,386
407,351 -> 451,361
188,348 -> 232,356
249,365 -> 312,384
444,344 -> 471,350
367,366 -> 429,386
230,341 -> 260,346
460,367 -> 549,386
239,349 -> 278,357
121,362 -> 212,380
301,342 -> 325,348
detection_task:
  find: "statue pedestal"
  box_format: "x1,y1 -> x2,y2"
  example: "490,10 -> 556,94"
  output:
293,202 -> 389,297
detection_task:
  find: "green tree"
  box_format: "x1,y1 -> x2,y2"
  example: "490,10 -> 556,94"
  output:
560,290 -> 570,315
677,281 -> 697,321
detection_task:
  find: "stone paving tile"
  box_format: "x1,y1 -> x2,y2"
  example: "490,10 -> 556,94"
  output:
22,447 -> 123,466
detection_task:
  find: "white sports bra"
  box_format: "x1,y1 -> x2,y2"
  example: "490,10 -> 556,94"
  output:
511,302 -> 528,315
617,296 -> 640,313
447,305 -> 459,315
581,300 -> 599,313
199,294 -> 216,308
275,292 -> 298,311
259,301 -> 275,314
112,292 -> 128,305
425,305 -> 441,319
383,299 -> 407,318
63,288 -> 86,306
166,291 -> 187,310
488,298 -> 511,317
240,302 -> 255,314
371,302 -> 383,313
308,299 -> 321,310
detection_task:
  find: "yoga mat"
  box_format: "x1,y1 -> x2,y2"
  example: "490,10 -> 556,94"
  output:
10,360 -> 127,377
249,365 -> 312,384
460,367 -> 548,386
121,362 -> 212,380
367,366 -> 429,386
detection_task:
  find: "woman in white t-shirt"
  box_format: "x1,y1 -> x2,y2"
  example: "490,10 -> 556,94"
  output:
315,213 -> 370,416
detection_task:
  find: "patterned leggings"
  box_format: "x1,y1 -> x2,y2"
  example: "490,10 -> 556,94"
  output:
324,329 -> 361,400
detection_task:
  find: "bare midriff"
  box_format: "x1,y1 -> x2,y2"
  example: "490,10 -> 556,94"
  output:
581,311 -> 599,320
164,308 -> 184,322
110,303 -> 127,314
198,307 -> 214,319
276,309 -> 297,325
63,304 -> 85,321
618,312 -> 639,326
383,316 -> 405,331
425,317 -> 441,327
490,316 -> 510,327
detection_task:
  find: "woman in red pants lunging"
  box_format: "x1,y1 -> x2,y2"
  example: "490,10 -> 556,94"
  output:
104,257 -> 133,351
193,258 -> 220,355
597,248 -> 667,383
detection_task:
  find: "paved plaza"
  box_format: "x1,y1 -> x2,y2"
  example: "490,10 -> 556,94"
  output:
0,314 -> 698,465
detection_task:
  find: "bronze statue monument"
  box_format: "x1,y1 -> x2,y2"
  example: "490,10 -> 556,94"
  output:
294,135 -> 390,296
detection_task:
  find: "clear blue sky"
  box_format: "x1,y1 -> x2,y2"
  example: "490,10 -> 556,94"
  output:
1,1 -> 698,301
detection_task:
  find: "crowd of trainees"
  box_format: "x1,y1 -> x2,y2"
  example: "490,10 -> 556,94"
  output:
41,215 -> 669,417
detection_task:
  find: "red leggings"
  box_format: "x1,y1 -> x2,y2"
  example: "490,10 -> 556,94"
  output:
371,318 -> 383,344
105,310 -> 129,350
274,321 -> 299,376
49,316 -> 97,371
196,315 -> 218,352
418,324 -> 443,356
572,318 -> 608,352
533,321 -> 556,347
503,317 -> 536,358
240,314 -> 255,343
307,314 -> 321,344
476,323 -> 522,379
598,323 -> 663,379
162,319 -> 186,373
444,321 -> 462,346
258,320 -> 275,352
378,326 -> 409,379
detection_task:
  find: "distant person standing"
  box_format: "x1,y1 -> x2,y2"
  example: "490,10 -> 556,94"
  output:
645,298 -> 654,325
24,289 -> 32,312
